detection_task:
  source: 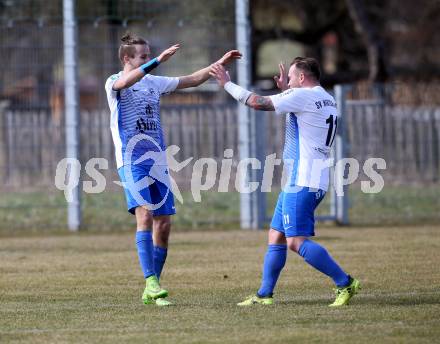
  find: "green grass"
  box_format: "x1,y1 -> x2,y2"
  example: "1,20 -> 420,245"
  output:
0,183 -> 439,233
348,184 -> 440,225
1,226 -> 440,343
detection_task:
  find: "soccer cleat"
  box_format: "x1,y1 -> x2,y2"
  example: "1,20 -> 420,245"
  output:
142,295 -> 155,305
142,295 -> 172,306
155,298 -> 172,306
142,275 -> 168,303
237,294 -> 274,306
329,277 -> 361,307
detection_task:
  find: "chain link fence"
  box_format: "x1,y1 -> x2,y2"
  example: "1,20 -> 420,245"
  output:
0,1 -> 438,233
0,0 -> 246,233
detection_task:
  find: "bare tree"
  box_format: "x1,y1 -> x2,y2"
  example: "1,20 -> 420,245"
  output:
345,0 -> 388,82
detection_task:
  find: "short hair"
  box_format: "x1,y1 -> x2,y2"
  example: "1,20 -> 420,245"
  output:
291,57 -> 321,81
118,33 -> 149,64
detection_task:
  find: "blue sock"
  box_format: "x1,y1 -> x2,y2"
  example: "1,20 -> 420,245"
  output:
135,230 -> 155,279
298,239 -> 350,287
154,246 -> 168,280
257,244 -> 287,297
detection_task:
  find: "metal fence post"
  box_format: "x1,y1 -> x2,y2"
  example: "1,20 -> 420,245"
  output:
251,108 -> 266,229
236,0 -> 266,229
334,85 -> 349,225
236,0 -> 252,229
63,0 -> 81,231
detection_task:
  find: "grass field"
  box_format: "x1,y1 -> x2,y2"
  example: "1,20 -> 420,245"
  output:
1,226 -> 439,343
1,183 -> 439,233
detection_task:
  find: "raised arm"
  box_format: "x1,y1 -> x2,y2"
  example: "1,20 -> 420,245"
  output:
176,50 -> 242,90
273,62 -> 288,92
246,94 -> 275,111
209,63 -> 275,111
112,44 -> 180,91
175,65 -> 212,90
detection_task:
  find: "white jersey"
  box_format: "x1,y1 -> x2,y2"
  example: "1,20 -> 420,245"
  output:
105,72 -> 179,168
270,86 -> 338,191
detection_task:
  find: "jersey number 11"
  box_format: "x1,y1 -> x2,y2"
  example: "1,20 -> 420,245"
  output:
325,115 -> 338,147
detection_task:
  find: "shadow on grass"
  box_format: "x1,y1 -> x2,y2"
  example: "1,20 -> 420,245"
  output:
268,291 -> 440,307
278,298 -> 331,306
356,293 -> 440,306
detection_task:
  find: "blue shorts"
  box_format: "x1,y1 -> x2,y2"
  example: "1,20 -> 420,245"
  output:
270,186 -> 326,237
118,164 -> 176,216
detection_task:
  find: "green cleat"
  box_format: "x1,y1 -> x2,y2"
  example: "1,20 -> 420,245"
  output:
329,277 -> 361,307
142,295 -> 172,306
142,275 -> 168,303
237,294 -> 274,306
142,295 -> 155,305
155,298 -> 172,306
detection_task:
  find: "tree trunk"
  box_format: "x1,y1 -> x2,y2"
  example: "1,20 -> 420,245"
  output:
345,0 -> 388,82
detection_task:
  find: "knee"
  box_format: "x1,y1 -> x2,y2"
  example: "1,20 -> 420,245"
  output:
154,217 -> 171,243
287,237 -> 305,254
156,217 -> 171,233
136,207 -> 153,229
268,228 -> 286,245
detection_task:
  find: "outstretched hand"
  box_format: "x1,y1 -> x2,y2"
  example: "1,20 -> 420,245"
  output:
216,50 -> 242,66
157,44 -> 180,63
209,63 -> 231,87
274,61 -> 288,91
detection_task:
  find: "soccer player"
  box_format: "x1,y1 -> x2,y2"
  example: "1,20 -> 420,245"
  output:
209,58 -> 360,307
105,33 -> 241,306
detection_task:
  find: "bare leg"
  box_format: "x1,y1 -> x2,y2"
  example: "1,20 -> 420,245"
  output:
152,215 -> 171,279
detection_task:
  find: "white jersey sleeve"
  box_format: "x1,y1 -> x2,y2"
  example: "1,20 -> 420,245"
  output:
146,75 -> 179,95
269,88 -> 308,115
105,73 -> 120,98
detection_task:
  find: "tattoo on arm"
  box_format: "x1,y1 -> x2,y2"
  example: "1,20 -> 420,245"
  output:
246,94 -> 275,111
